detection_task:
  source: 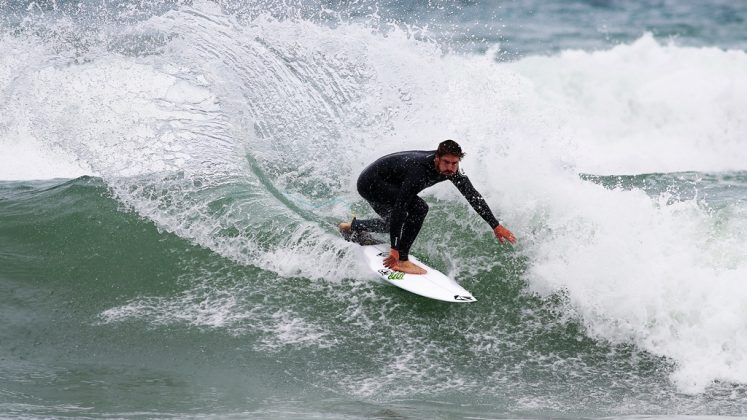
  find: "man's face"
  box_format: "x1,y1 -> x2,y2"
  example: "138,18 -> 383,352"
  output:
435,154 -> 461,175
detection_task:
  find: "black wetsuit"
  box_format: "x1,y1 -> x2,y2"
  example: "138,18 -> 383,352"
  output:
351,150 -> 500,261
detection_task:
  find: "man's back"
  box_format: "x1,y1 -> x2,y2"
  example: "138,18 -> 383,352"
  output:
358,150 -> 457,197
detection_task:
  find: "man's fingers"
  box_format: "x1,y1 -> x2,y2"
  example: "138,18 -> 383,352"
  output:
494,225 -> 517,244
496,233 -> 516,244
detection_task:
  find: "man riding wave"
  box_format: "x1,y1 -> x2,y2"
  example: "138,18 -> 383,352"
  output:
339,140 -> 516,274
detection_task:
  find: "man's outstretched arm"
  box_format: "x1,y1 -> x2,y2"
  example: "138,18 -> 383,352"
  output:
452,175 -> 516,244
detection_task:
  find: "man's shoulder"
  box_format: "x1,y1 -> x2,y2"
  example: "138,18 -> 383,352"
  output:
383,150 -> 434,159
373,150 -> 435,168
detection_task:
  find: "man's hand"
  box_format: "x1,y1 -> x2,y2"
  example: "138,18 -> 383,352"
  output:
494,225 -> 516,244
383,248 -> 400,270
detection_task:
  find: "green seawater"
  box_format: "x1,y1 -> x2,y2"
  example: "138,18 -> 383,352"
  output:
2,176 -> 746,418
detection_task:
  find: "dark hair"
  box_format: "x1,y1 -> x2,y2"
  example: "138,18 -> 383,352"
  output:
436,139 -> 465,158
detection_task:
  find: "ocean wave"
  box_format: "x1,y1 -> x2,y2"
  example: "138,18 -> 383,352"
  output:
2,2 -> 747,397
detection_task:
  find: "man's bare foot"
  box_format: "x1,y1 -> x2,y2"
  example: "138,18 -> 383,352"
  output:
393,260 -> 427,275
338,222 -> 352,233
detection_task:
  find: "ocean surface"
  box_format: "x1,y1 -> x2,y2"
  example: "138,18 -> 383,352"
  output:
2,0 -> 747,418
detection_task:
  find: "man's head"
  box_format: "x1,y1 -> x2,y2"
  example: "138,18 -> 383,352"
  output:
434,139 -> 464,175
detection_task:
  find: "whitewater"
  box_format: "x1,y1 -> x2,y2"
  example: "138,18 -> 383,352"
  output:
1,0 -> 747,417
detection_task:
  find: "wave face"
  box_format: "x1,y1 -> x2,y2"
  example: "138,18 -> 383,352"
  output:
1,0 -> 747,417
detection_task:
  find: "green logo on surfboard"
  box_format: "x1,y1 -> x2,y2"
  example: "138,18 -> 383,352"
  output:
387,272 -> 405,280
377,268 -> 405,280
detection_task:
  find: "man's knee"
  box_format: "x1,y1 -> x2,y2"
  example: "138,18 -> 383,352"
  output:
369,201 -> 394,221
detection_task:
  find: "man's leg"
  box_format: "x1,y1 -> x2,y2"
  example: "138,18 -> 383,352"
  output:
343,177 -> 398,234
394,197 -> 428,261
350,201 -> 392,233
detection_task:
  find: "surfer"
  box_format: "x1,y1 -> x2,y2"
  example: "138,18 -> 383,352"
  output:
339,139 -> 516,275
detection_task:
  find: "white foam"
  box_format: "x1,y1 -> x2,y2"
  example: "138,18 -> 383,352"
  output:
506,33 -> 747,175
0,34 -> 91,180
99,279 -> 338,352
482,37 -> 747,391
520,181 -> 747,393
0,135 -> 91,180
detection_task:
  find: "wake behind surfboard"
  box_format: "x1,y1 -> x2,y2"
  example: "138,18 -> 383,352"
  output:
341,228 -> 476,303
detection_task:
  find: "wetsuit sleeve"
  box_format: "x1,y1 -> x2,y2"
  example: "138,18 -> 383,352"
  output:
389,170 -> 422,250
451,174 -> 501,229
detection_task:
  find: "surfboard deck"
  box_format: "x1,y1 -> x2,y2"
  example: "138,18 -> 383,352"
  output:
360,244 -> 476,303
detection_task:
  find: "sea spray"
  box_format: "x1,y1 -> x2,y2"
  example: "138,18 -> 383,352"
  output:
1,0 -> 746,398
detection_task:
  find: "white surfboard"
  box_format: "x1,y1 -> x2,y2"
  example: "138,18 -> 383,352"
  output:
360,244 -> 476,303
